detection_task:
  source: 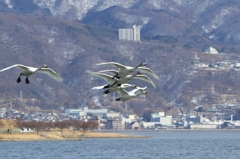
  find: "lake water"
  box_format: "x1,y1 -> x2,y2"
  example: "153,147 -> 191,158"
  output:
1,130 -> 240,159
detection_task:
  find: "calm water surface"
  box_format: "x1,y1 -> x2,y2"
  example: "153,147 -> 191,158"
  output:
1,130 -> 240,159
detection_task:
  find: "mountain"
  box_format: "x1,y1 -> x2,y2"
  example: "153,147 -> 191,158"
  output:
0,0 -> 240,116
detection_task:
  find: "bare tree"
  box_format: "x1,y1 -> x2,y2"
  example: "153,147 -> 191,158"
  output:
87,120 -> 99,131
34,121 -> 48,134
45,122 -> 54,131
15,118 -> 24,129
0,120 -> 4,129
77,120 -> 98,132
78,122 -> 89,132
68,119 -> 80,133
17,120 -> 52,134
54,121 -> 69,133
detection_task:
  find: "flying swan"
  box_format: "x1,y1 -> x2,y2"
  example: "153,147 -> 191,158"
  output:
116,86 -> 147,101
0,64 -> 63,84
96,62 -> 159,80
91,83 -> 136,94
99,70 -> 157,89
96,62 -> 146,79
86,70 -> 141,88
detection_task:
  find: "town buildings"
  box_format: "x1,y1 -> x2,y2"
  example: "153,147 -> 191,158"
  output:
1,104 -> 240,130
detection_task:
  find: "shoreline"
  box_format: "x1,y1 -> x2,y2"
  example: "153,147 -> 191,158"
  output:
0,130 -> 150,141
1,129 -> 239,141
95,129 -> 240,133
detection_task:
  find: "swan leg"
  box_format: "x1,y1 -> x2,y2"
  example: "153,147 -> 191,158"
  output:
104,89 -> 110,94
25,77 -> 30,84
112,73 -> 118,79
103,84 -> 110,89
17,75 -> 21,83
110,81 -> 117,87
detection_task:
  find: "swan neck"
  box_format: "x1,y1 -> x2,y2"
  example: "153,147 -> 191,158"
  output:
135,62 -> 144,68
35,65 -> 45,72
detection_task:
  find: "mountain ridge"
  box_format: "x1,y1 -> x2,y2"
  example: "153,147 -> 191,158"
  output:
0,0 -> 240,116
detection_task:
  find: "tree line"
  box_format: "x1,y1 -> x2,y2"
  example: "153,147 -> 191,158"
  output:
13,119 -> 99,134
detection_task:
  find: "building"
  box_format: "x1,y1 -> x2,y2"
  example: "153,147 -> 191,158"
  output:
205,46 -> 218,54
150,112 -> 173,127
0,108 -> 6,118
190,123 -> 218,129
160,116 -> 173,126
131,122 -> 141,130
105,119 -> 113,129
106,112 -> 121,118
84,107 -> 108,117
64,109 -> 82,116
142,121 -> 155,129
192,54 -> 200,65
65,107 -> 108,117
150,113 -> 160,123
112,120 -> 125,130
119,25 -> 141,41
133,25 -> 140,41
128,114 -> 137,120
119,28 -> 133,41
235,63 -> 240,68
186,116 -> 201,124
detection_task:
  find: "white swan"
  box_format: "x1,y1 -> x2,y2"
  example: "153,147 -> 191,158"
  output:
96,62 -> 159,80
0,64 -> 63,84
91,83 -> 136,94
96,62 -> 146,79
99,70 -> 157,88
86,70 -> 141,88
116,86 -> 147,101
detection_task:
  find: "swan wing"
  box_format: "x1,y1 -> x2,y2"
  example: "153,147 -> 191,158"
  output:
99,69 -> 131,79
130,86 -> 147,94
137,67 -> 159,80
98,70 -> 118,75
0,64 -> 29,72
96,62 -> 127,69
91,85 -> 107,90
86,70 -> 115,84
37,68 -> 63,82
107,84 -> 135,93
133,75 -> 157,88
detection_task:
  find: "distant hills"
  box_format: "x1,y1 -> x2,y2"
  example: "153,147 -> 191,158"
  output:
0,0 -> 240,116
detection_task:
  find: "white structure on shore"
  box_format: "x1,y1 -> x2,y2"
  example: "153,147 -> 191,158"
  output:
119,25 -> 141,41
190,123 -> 218,129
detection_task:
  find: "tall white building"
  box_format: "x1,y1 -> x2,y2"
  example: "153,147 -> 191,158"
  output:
133,25 -> 140,41
119,25 -> 141,41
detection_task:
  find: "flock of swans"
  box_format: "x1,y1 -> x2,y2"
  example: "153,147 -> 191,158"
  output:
0,62 -> 159,102
87,62 -> 159,101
